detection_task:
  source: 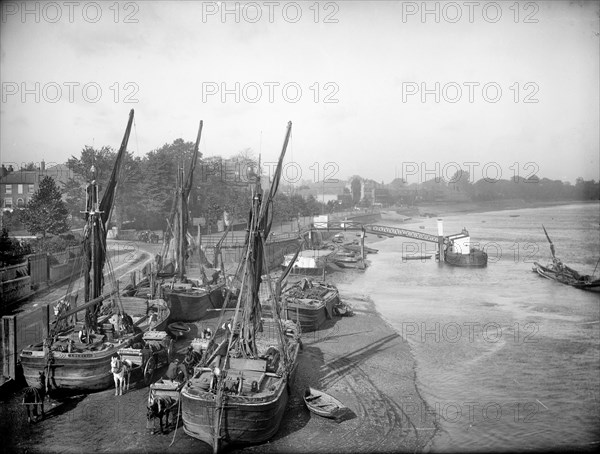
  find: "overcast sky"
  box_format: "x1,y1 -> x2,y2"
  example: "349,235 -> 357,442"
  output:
1,1 -> 599,186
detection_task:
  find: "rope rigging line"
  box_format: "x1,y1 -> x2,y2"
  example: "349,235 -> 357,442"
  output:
169,397 -> 182,447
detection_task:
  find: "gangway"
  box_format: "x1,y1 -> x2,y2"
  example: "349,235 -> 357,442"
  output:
301,220 -> 471,262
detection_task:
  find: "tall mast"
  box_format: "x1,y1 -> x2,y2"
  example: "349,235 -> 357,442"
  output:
83,109 -> 134,330
177,165 -> 186,279
235,121 -> 292,357
164,120 -> 203,277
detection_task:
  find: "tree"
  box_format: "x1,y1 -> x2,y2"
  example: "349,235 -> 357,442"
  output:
19,176 -> 70,238
136,138 -> 196,230
64,146 -> 117,220
350,177 -> 362,204
66,146 -> 146,229
21,162 -> 37,171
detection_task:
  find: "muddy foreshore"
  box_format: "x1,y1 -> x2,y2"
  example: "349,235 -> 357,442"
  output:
1,227 -> 436,454
1,271 -> 436,454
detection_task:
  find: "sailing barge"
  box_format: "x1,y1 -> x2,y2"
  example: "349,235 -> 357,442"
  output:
262,278 -> 339,331
20,110 -> 170,391
532,226 -> 600,292
158,120 -> 224,322
181,121 -> 301,453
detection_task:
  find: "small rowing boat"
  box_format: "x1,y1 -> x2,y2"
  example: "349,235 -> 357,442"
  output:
303,387 -> 347,419
402,255 -> 432,261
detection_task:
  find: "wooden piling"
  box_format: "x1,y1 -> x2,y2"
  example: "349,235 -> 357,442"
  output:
41,304 -> 50,339
2,315 -> 17,380
361,229 -> 365,260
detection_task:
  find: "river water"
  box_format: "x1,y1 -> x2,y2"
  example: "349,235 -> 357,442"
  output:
337,203 -> 599,452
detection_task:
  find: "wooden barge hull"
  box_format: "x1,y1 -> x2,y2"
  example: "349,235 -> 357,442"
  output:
181,333 -> 300,451
533,262 -> 600,292
182,383 -> 289,448
19,297 -> 169,391
263,291 -> 338,332
20,346 -> 131,390
262,302 -> 327,332
285,291 -> 338,331
163,285 -> 224,322
285,302 -> 328,332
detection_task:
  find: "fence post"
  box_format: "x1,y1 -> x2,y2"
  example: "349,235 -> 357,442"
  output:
2,315 -> 17,380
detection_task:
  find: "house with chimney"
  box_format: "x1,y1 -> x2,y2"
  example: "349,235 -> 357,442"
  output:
0,161 -> 73,211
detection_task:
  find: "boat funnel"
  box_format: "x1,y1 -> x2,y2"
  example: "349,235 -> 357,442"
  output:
437,219 -> 444,237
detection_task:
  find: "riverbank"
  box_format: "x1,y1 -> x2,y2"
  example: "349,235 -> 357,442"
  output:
412,199 -> 597,218
1,266 -> 436,454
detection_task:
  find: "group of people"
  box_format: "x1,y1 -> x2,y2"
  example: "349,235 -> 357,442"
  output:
164,328 -> 214,382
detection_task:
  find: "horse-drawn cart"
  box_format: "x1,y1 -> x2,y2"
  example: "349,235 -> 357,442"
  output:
146,379 -> 183,433
118,331 -> 173,386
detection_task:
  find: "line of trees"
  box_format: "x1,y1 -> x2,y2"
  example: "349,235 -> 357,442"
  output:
388,171 -> 599,205
5,145 -> 597,241
61,141 -> 333,233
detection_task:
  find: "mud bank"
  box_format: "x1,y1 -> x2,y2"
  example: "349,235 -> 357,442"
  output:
2,293 -> 435,454
414,199 -> 594,217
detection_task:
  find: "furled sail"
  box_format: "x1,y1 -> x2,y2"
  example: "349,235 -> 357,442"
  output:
83,109 -> 134,329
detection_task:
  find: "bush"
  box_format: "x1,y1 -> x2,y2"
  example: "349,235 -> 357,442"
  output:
28,232 -> 82,254
0,228 -> 33,264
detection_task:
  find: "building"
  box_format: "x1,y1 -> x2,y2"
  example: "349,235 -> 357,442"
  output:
295,179 -> 349,205
362,179 -> 391,206
0,161 -> 73,211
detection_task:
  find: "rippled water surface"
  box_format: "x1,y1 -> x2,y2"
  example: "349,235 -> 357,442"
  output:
337,203 -> 600,452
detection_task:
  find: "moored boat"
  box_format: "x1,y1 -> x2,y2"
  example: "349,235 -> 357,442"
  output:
443,228 -> 488,267
162,283 -> 224,322
262,278 -> 339,331
157,121 -> 225,322
445,249 -> 488,267
181,121 -> 300,453
341,243 -> 378,254
282,249 -> 334,276
403,254 -> 432,261
304,387 -> 347,419
20,110 -> 170,392
532,226 -> 600,292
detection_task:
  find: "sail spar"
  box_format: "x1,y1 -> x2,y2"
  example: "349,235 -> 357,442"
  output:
238,121 -> 293,355
83,109 -> 134,327
160,121 -> 203,277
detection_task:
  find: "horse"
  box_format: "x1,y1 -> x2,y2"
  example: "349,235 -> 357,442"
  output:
110,354 -> 132,396
146,395 -> 176,434
23,371 -> 46,423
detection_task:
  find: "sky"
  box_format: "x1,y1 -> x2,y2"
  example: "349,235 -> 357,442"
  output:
1,0 -> 599,187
